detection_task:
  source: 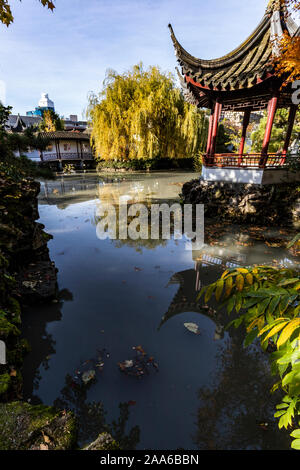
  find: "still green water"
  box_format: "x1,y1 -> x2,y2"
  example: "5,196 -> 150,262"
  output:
21,171 -> 299,450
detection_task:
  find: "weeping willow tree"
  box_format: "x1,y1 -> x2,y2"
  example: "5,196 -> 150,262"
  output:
87,64 -> 208,161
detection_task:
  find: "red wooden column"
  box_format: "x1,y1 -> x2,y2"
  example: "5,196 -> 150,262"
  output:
238,108 -> 251,165
205,108 -> 214,157
281,104 -> 298,164
210,101 -> 222,162
259,95 -> 278,168
204,107 -> 215,166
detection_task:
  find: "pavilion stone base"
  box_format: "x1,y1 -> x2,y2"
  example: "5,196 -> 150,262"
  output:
201,166 -> 300,185
181,179 -> 300,227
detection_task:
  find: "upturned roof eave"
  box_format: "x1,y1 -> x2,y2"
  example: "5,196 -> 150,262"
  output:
168,13 -> 271,71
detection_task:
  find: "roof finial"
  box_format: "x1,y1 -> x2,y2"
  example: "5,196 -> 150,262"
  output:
266,0 -> 283,13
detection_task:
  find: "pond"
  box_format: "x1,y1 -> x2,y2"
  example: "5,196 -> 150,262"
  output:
21,171 -> 299,450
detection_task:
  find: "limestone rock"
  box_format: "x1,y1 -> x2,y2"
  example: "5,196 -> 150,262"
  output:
83,432 -> 120,451
181,179 -> 300,226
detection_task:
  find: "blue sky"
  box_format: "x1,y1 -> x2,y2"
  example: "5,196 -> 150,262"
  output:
0,0 -> 269,118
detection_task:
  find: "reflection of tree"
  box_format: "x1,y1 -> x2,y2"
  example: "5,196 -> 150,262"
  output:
194,332 -> 290,450
94,197 -> 182,252
53,374 -> 140,450
113,237 -> 167,252
22,288 -> 73,401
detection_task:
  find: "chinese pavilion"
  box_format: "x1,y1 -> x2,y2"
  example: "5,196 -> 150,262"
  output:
169,0 -> 300,184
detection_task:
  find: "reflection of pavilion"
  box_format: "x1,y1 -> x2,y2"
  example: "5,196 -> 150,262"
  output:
192,245 -> 247,272
162,231 -> 298,338
160,243 -> 249,339
160,265 -> 225,341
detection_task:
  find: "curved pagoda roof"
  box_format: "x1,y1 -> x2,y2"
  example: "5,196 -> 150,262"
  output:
169,0 -> 300,110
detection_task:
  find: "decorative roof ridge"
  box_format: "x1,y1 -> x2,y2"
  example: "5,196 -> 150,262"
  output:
39,130 -> 90,140
168,13 -> 271,71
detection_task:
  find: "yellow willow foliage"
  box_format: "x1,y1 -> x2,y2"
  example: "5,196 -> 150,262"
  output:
87,64 -> 207,161
275,32 -> 300,82
273,0 -> 300,83
42,110 -> 57,132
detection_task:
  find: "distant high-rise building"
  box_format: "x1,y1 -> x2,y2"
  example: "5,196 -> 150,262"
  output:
26,92 -> 55,117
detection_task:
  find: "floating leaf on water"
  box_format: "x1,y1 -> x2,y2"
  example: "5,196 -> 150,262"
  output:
184,322 -> 201,335
124,360 -> 134,368
82,369 -> 96,384
118,346 -> 158,377
22,280 -> 38,289
133,345 -> 146,355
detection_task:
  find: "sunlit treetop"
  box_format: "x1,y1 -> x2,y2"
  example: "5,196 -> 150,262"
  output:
87,64 -> 208,161
0,0 -> 55,27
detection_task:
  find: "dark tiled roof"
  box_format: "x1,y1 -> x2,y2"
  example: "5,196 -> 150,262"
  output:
169,1 -> 299,106
40,131 -> 90,141
6,114 -> 42,130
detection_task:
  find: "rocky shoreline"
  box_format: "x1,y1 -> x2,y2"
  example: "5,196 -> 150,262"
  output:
0,175 -> 116,450
181,179 -> 300,227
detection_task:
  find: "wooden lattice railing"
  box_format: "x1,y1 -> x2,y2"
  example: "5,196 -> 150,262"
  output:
203,153 -> 292,168
202,153 -> 289,168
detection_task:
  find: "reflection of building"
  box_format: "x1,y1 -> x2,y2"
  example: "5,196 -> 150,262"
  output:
160,266 -> 225,341
160,230 -> 298,340
161,242 -> 247,335
192,248 -> 247,270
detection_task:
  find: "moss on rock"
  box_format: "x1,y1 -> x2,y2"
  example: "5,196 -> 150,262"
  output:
0,317 -> 20,338
0,402 -> 77,450
0,374 -> 11,397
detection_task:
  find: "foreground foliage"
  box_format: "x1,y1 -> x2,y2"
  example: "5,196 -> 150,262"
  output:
0,0 -> 55,27
274,0 -> 300,83
199,262 -> 300,450
0,103 -> 54,179
87,63 -> 208,161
